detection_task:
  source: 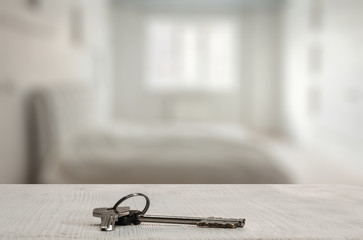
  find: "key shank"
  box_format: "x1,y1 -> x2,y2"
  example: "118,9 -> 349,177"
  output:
138,215 -> 245,228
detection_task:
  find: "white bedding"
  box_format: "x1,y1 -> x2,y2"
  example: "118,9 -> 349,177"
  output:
44,123 -> 290,184
65,123 -> 250,163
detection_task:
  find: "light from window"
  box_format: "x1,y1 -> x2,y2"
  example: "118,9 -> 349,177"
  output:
144,17 -> 238,92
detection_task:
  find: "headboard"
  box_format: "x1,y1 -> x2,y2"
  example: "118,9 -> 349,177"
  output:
25,85 -> 99,183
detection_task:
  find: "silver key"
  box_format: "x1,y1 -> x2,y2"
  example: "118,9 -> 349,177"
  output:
117,210 -> 245,228
138,214 -> 245,228
93,206 -> 130,231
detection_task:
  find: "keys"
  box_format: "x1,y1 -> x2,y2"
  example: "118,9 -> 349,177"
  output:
117,211 -> 245,228
93,206 -> 130,231
93,193 -> 246,231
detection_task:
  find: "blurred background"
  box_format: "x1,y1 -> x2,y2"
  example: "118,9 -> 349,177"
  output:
0,0 -> 362,184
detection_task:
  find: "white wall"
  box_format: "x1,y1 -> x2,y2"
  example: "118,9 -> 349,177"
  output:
0,0 -> 112,183
282,0 -> 363,171
242,8 -> 282,132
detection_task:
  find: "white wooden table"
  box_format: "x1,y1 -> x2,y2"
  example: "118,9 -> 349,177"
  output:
0,185 -> 362,239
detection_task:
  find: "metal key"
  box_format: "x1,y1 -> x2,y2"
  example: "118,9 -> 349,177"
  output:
139,215 -> 245,228
94,193 -> 246,231
117,210 -> 245,228
93,206 -> 130,231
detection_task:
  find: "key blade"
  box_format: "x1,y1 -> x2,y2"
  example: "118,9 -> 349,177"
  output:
138,215 -> 245,228
197,218 -> 245,228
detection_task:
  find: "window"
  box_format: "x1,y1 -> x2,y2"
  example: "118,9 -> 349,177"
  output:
144,16 -> 238,92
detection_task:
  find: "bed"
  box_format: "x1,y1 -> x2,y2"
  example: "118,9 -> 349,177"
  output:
26,85 -> 290,183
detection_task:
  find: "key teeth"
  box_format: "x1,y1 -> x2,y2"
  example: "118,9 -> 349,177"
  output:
240,219 -> 246,228
197,218 -> 246,228
197,221 -> 236,228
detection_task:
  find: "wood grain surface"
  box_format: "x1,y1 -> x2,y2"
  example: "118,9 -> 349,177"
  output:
0,185 -> 362,239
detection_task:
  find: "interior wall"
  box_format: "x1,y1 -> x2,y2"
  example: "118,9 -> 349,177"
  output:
0,0 -> 112,183
111,2 -> 281,132
282,0 -> 363,170
242,8 -> 282,132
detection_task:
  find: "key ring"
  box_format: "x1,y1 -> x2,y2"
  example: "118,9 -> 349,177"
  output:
112,193 -> 150,215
